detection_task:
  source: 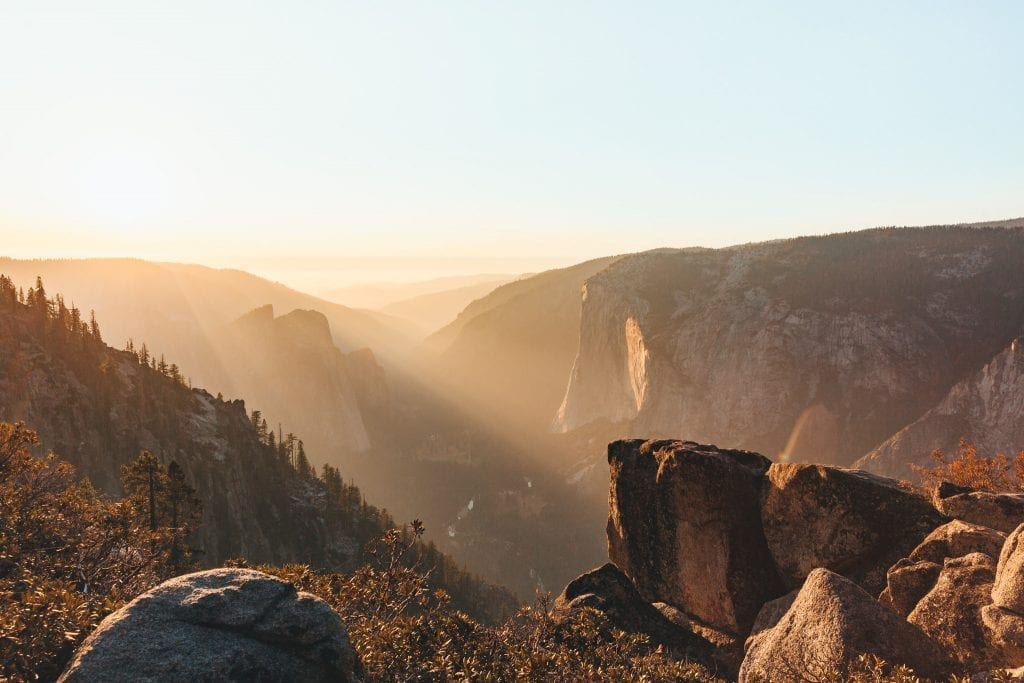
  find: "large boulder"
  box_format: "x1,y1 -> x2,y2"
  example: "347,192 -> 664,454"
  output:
880,520 -> 1004,618
760,463 -> 945,593
935,483 -> 1024,534
992,524 -> 1024,613
551,563 -> 712,662
904,519 -> 1006,565
607,440 -> 783,635
739,569 -> 948,683
879,559 -> 942,618
983,524 -> 1024,666
746,589 -> 798,640
907,553 -> 1000,670
60,568 -> 363,682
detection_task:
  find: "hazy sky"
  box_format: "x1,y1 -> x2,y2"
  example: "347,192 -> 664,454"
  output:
1,1 -> 1022,289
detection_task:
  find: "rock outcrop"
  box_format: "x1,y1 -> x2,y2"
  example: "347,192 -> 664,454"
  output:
224,306 -> 374,456
933,483 -> 1024,534
551,563 -> 712,662
879,520 -> 1005,618
983,524 -> 1024,666
739,569 -> 948,682
747,590 -> 798,640
903,518 -> 1007,565
607,440 -> 783,635
760,464 -> 943,593
59,568 -> 363,682
607,439 -> 953,636
880,559 -> 943,618
604,437 -> 1024,679
907,553 -> 1000,669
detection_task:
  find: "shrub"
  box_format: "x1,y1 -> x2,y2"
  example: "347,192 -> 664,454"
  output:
0,422 -> 186,681
913,439 -> 1024,494
244,524 -> 722,682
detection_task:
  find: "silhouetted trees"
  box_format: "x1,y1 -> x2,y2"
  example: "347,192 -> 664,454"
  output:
120,450 -> 203,573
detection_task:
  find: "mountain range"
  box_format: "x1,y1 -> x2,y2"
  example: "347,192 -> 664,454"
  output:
5,218 -> 1024,602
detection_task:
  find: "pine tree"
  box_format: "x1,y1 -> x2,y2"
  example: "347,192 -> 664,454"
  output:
120,451 -> 167,531
166,461 -> 203,572
88,310 -> 102,342
34,276 -> 46,305
166,461 -> 202,530
296,439 -> 313,478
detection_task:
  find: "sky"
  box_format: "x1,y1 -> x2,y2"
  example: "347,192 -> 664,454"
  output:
1,1 -> 1022,290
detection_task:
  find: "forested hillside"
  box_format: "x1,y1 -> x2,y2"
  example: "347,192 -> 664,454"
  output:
0,274 -> 515,621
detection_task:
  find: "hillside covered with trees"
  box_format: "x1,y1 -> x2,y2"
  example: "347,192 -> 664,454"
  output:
0,275 -> 515,626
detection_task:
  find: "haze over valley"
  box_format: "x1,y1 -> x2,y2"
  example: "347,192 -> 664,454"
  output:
3,2 -> 1024,681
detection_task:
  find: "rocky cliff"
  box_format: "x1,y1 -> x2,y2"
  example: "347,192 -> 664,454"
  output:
552,437 -> 1024,679
217,305 -> 383,458
857,336 -> 1024,479
557,226 -> 1024,466
426,256 -> 622,430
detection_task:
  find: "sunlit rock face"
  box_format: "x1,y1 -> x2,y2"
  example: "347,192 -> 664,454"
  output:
739,568 -> 949,682
857,337 -> 1024,480
224,306 -> 375,457
557,226 -> 1024,466
427,255 -> 623,431
606,439 -> 782,635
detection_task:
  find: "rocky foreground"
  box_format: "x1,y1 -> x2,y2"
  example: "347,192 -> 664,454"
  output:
60,438 -> 1024,681
59,568 -> 363,682
556,439 -> 1024,680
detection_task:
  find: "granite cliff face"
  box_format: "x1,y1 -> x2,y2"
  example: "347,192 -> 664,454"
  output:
426,256 -> 622,430
557,227 -> 1024,465
217,305 -> 384,458
857,337 -> 1024,479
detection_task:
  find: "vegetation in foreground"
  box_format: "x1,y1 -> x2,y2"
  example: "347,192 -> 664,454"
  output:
6,420 -> 1020,681
915,439 -> 1024,494
0,421 -> 721,682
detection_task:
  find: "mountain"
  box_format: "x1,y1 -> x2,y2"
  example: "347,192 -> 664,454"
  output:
183,300 -> 608,598
856,336 -> 1024,479
556,225 -> 1024,466
379,278 -> 513,336
0,257 -> 411,463
0,276 -> 515,620
0,261 -> 607,598
212,305 -> 386,457
0,258 -> 412,385
425,256 -> 623,430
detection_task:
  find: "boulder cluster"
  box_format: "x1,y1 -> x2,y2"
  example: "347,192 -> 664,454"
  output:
555,439 -> 1024,681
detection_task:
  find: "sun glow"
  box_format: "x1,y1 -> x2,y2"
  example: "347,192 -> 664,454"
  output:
66,134 -> 176,231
